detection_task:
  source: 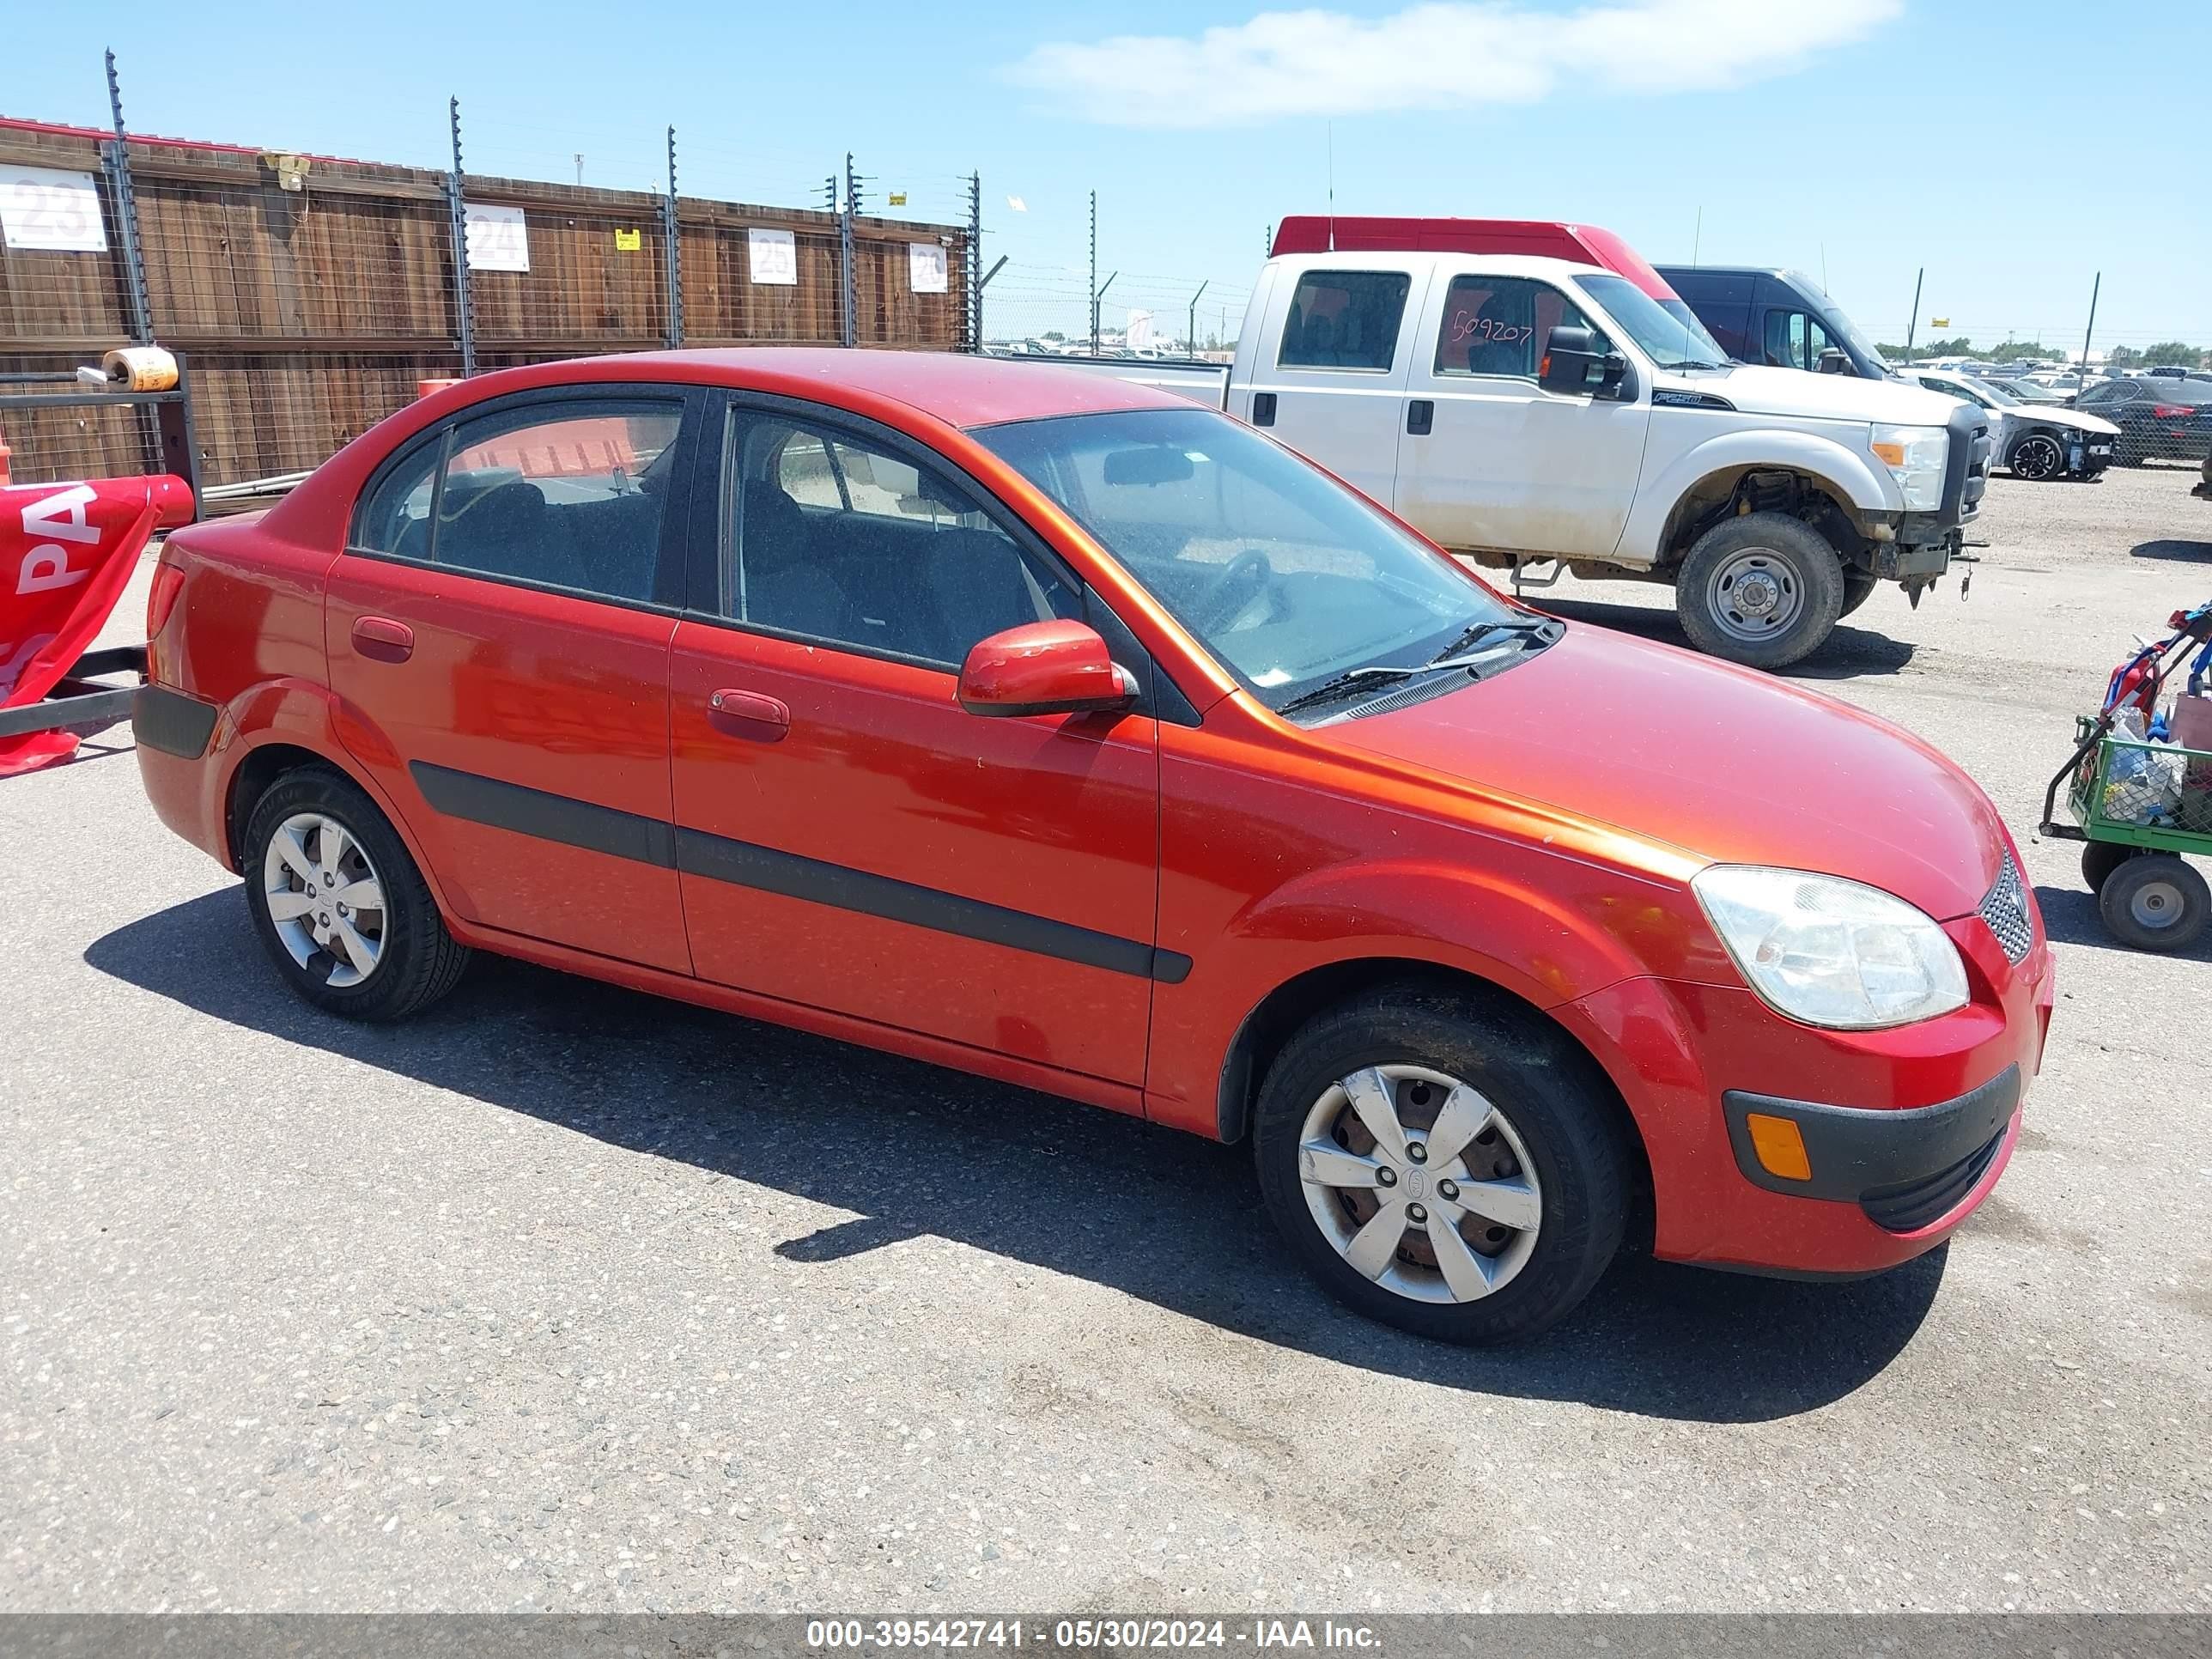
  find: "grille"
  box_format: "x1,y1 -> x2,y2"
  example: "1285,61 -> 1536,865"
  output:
1860,1127 -> 2007,1233
1978,850 -> 2033,965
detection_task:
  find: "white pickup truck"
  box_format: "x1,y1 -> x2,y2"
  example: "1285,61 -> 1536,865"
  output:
1033,218 -> 1991,668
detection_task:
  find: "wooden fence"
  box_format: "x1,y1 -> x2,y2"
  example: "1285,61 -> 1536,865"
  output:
0,117 -> 971,489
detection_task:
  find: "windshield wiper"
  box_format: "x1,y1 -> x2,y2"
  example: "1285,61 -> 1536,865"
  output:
1275,621 -> 1559,717
1660,358 -> 1725,372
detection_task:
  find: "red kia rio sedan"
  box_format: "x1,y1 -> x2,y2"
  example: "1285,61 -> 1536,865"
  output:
132,349 -> 2053,1343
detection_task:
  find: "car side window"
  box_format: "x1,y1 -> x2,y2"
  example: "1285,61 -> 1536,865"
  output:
722,413 -> 1079,668
1277,270 -> 1410,372
354,438 -> 442,561
1764,310 -> 1812,368
1431,276 -> 1604,380
425,399 -> 684,603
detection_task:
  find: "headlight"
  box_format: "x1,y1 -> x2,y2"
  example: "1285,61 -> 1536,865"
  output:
1869,422 -> 1949,512
1692,866 -> 1969,1030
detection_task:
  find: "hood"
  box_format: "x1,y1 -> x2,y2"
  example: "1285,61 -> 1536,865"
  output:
2004,406 -> 2120,436
1664,363 -> 1968,426
1317,624 -> 2006,921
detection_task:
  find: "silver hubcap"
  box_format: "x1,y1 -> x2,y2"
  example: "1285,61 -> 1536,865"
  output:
1297,1064 -> 1542,1304
1707,550 -> 1803,643
261,811 -> 387,988
2129,878 -> 2185,931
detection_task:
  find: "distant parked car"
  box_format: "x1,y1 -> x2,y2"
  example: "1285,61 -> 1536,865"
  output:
1900,368 -> 2119,480
2145,365 -> 2205,380
1987,378 -> 2067,405
2072,377 -> 2212,464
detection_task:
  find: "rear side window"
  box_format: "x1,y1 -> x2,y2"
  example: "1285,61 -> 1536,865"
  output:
1432,276 -> 1603,380
1277,270 -> 1410,371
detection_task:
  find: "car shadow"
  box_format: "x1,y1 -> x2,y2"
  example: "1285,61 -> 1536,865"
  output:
1539,597 -> 1917,680
85,890 -> 1950,1425
2130,538 -> 2212,563
2034,880 -> 2212,962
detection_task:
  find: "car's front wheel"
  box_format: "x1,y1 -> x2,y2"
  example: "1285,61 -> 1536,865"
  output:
2008,432 -> 2066,481
242,764 -> 471,1020
1674,513 -> 1847,671
1253,987 -> 1629,1345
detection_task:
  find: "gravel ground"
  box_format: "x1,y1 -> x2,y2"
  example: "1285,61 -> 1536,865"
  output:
3,463 -> 2209,1614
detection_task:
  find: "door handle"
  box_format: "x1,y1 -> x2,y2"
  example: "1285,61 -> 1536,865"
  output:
1251,392 -> 1277,427
1406,399 -> 1434,435
708,687 -> 791,742
351,616 -> 414,663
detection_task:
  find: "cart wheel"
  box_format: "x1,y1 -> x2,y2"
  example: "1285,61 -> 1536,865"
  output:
2081,841 -> 2136,894
2097,854 -> 2209,952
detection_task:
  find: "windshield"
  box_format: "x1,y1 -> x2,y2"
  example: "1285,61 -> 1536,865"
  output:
1954,374 -> 2019,407
975,408 -> 1534,715
1576,275 -> 1729,369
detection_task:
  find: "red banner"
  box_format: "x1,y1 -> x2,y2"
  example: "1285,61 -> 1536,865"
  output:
0,475 -> 193,776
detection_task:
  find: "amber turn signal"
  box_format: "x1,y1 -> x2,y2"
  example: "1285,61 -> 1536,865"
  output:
1745,1113 -> 1813,1182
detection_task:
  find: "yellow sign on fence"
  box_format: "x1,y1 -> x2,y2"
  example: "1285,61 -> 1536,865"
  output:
615,228 -> 642,252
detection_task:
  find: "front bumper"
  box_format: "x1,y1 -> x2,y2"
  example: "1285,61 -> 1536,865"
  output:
1560,904 -> 2054,1278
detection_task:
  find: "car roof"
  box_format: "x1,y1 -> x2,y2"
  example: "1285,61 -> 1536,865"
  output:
448,347 -> 1192,430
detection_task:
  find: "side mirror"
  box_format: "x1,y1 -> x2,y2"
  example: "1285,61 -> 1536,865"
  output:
957,620 -> 1135,719
1817,347 -> 1852,375
1538,325 -> 1631,398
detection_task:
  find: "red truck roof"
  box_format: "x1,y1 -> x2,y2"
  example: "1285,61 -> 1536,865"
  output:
1270,217 -> 1678,302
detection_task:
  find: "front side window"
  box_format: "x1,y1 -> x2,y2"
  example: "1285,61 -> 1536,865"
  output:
978,407 -> 1540,715
357,398 -> 684,604
1433,276 -> 1604,380
723,414 -> 1077,666
1277,270 -> 1410,372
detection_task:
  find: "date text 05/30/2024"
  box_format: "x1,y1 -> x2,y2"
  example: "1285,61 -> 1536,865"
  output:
805,1619 -> 1381,1650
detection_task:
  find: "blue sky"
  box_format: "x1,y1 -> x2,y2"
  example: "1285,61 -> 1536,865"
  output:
6,0 -> 2208,351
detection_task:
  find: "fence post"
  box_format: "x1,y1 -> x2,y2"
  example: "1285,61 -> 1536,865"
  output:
966,172 -> 981,353
102,51 -> 154,346
663,125 -> 684,349
839,153 -> 858,348
1188,280 -> 1207,356
446,96 -> 477,376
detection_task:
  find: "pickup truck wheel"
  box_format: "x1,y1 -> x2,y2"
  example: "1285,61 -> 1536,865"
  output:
1252,987 -> 1627,1345
1674,513 -> 1846,670
2097,854 -> 2209,952
1838,570 -> 1879,618
242,766 -> 471,1021
2008,433 -> 2065,481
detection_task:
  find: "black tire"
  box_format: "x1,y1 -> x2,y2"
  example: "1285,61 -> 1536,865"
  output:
1252,985 -> 1629,1346
2081,840 -> 2135,894
1838,569 -> 1880,618
241,764 -> 471,1020
2007,431 -> 2066,482
1674,512 -> 1847,671
2097,854 -> 2209,952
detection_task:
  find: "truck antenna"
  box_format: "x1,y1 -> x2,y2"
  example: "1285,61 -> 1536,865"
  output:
1326,122 -> 1335,252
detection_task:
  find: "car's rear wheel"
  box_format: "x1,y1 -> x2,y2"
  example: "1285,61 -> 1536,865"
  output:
2097,854 -> 2209,952
1252,987 -> 1628,1345
242,765 -> 471,1020
2008,432 -> 2065,481
1674,513 -> 1846,671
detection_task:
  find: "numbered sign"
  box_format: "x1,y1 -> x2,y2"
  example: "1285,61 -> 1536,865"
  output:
909,242 -> 948,295
463,203 -> 531,273
0,167 -> 108,253
748,228 -> 797,286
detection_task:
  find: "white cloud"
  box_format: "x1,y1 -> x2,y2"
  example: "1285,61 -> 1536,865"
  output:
1011,0 -> 1901,129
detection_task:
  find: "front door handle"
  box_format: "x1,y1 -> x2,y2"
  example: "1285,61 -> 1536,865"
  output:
1406,399 -> 1434,435
351,616 -> 414,663
708,687 -> 790,742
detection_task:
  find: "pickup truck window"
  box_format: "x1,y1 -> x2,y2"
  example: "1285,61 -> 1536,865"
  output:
1277,270 -> 1410,373
1434,276 -> 1601,380
978,406 -> 1532,715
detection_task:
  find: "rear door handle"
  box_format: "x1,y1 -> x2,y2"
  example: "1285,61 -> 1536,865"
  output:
708,687 -> 790,742
351,616 -> 414,663
1406,399 -> 1434,435
1250,391 -> 1277,427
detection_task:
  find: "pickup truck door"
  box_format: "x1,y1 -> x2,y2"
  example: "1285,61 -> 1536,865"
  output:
1394,269 -> 1651,561
1233,262 -> 1419,509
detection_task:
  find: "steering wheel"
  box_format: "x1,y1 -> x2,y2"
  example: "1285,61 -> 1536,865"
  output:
1198,547 -> 1274,631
